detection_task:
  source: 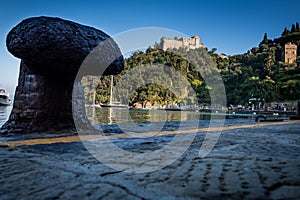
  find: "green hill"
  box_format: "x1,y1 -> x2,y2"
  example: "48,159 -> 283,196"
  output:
82,22 -> 300,108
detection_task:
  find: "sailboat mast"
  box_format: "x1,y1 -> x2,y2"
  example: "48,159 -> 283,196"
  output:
110,75 -> 113,105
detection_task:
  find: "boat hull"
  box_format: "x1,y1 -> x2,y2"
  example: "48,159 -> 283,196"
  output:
100,104 -> 128,108
158,108 -> 182,111
0,89 -> 12,106
0,98 -> 11,106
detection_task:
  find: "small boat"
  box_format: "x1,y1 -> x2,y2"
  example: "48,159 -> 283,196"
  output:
163,108 -> 182,111
139,107 -> 152,111
99,75 -> 128,108
158,105 -> 182,111
0,88 -> 12,106
100,103 -> 128,108
255,114 -> 284,122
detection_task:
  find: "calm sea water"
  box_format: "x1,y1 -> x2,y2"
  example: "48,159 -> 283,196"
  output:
83,107 -> 267,135
85,107 -> 262,125
86,107 -> 212,124
0,106 -> 288,132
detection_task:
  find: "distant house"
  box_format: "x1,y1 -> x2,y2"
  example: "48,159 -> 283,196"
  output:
282,42 -> 297,64
159,36 -> 204,51
218,53 -> 229,59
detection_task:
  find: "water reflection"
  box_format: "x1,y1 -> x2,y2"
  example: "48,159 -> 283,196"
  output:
85,107 -> 253,125
86,107 -> 204,125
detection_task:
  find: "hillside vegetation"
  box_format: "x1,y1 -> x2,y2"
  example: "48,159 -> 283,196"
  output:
83,23 -> 300,107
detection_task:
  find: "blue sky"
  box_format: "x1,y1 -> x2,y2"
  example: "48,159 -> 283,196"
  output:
0,0 -> 299,92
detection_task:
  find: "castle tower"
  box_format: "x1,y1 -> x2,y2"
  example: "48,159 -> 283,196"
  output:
283,42 -> 297,64
192,36 -> 200,46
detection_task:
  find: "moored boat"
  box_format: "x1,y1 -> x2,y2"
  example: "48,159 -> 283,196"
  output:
0,88 -> 12,106
98,75 -> 128,108
100,103 -> 128,108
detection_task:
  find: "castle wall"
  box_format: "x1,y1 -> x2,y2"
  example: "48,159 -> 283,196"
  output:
160,36 -> 204,51
161,39 -> 184,51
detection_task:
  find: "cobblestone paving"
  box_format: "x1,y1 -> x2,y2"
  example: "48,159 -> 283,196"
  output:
0,122 -> 300,199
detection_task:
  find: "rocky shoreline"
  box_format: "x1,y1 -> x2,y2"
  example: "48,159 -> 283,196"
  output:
0,122 -> 299,199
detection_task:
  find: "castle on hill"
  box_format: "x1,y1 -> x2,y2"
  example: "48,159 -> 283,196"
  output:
159,35 -> 298,64
159,36 -> 205,51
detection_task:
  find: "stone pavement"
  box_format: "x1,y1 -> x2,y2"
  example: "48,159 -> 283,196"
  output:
0,122 -> 300,199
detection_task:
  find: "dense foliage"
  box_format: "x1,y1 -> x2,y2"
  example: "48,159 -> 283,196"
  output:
220,23 -> 300,106
86,47 -> 215,106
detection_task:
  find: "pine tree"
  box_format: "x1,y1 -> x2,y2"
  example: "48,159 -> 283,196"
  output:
281,27 -> 289,36
296,22 -> 300,32
262,33 -> 268,44
291,24 -> 296,32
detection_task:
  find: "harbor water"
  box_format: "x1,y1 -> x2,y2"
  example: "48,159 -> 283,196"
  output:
84,107 -> 289,135
0,106 -> 291,134
0,105 -> 12,127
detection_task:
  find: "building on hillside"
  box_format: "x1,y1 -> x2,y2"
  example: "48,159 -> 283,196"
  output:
282,42 -> 297,64
218,53 -> 229,59
159,36 -> 204,51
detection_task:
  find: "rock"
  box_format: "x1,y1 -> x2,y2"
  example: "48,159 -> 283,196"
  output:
1,16 -> 124,135
6,16 -> 123,80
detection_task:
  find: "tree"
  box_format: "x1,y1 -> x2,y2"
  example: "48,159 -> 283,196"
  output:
154,41 -> 160,49
261,33 -> 269,44
281,27 -> 289,36
262,33 -> 268,44
291,24 -> 296,32
251,47 -> 260,54
296,22 -> 300,32
211,48 -> 217,53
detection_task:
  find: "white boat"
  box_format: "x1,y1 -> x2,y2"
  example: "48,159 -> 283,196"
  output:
0,88 -> 12,106
99,75 -> 128,108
